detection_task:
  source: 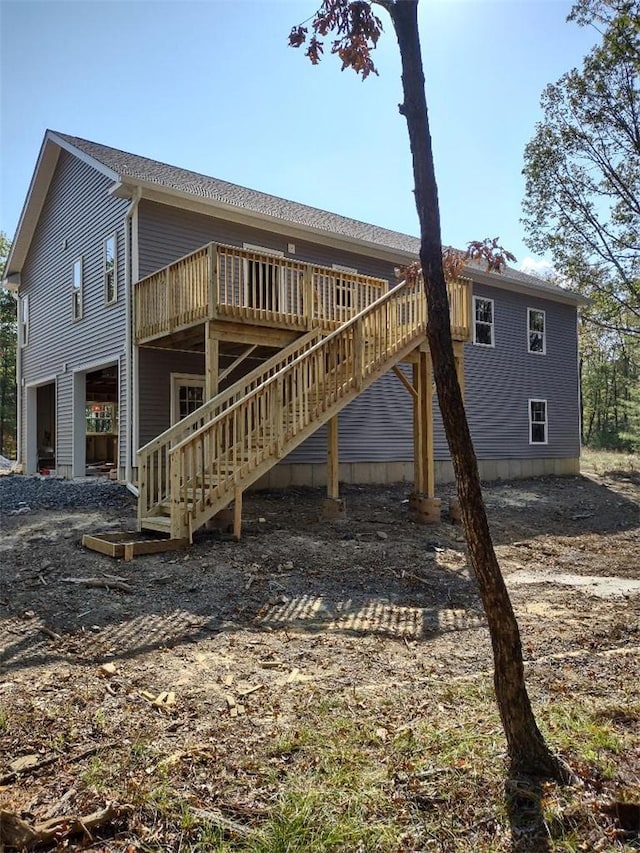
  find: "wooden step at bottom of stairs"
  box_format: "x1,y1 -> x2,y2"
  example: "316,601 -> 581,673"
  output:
82,527 -> 189,561
139,515 -> 173,533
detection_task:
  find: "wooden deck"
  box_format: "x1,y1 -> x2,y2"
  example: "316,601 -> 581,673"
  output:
134,242 -> 472,345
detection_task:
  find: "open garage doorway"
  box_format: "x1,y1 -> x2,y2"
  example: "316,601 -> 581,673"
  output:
25,380 -> 57,474
85,365 -> 118,476
72,363 -> 119,478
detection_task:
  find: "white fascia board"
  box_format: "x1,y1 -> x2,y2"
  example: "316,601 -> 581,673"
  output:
467,266 -> 589,307
120,180 -> 419,268
47,131 -> 119,182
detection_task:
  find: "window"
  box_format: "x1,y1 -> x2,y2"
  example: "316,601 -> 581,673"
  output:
104,234 -> 117,304
473,296 -> 494,346
19,295 -> 29,346
170,374 -> 206,424
529,399 -> 548,444
528,308 -> 546,353
72,257 -> 83,320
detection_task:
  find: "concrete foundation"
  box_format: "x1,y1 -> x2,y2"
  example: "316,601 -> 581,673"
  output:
448,496 -> 462,523
408,493 -> 442,524
252,457 -> 581,490
321,497 -> 347,520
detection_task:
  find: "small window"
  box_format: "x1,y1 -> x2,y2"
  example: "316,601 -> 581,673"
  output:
473,296 -> 494,347
528,308 -> 546,354
104,234 -> 117,304
19,295 -> 29,346
529,399 -> 548,444
72,257 -> 83,320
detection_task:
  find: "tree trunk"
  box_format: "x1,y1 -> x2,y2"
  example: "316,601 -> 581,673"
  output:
387,0 -> 567,780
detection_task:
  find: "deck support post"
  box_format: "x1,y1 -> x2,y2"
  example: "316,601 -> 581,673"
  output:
233,486 -> 243,540
205,322 -> 219,400
322,415 -> 346,519
410,348 -> 441,524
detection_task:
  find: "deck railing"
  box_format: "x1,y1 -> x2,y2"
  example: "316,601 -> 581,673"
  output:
166,276 -> 427,538
134,242 -> 472,343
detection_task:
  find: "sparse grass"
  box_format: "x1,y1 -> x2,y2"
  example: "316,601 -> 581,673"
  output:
1,668 -> 637,851
581,446 -> 640,476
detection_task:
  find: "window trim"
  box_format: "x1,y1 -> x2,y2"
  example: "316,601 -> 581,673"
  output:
104,233 -> 118,305
527,307 -> 546,355
473,295 -> 495,348
529,398 -> 548,445
72,256 -> 83,321
19,294 -> 29,347
170,373 -> 206,425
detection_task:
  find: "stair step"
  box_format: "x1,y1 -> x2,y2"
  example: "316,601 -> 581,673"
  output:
140,516 -> 172,533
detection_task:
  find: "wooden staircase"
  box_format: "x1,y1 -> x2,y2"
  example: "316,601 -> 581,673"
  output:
137,275 -> 430,541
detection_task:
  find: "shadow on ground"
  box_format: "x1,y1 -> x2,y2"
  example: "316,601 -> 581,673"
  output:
1,474 -> 638,677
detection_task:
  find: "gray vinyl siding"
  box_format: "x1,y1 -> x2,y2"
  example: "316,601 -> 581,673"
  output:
284,287 -> 580,465
138,348 -> 205,447
463,284 -> 580,459
20,150 -> 129,469
137,200 -> 399,283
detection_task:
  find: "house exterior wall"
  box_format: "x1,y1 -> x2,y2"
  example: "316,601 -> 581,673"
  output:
137,200 -> 399,282
135,199 -> 581,477
463,282 -> 580,461
19,150 -> 129,475
138,347 -> 205,447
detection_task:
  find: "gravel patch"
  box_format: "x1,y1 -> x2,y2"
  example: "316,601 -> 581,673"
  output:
0,475 -> 132,514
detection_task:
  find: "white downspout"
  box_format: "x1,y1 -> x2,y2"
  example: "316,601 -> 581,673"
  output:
124,189 -> 141,488
13,291 -> 21,467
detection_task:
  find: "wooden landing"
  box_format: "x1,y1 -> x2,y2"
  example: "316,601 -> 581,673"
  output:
82,531 -> 189,561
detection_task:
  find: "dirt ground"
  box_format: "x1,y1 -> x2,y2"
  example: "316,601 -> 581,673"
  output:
1,470 -> 639,849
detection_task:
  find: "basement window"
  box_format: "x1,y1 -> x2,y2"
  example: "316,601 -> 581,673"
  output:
72,257 -> 83,320
529,399 -> 548,444
473,296 -> 494,347
104,234 -> 117,305
528,308 -> 546,354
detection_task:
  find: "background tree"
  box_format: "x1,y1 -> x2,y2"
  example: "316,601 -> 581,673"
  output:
290,0 -> 570,782
523,0 -> 639,449
0,232 -> 17,458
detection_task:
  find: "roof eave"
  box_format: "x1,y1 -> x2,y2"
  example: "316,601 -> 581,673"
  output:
115,178 -> 421,267
468,266 -> 589,307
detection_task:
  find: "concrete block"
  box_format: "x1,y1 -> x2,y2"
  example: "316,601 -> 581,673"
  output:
321,497 -> 347,520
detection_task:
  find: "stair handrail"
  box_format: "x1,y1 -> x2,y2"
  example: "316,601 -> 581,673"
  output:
168,279 -> 416,456
138,328 -> 323,458
137,328 -> 323,519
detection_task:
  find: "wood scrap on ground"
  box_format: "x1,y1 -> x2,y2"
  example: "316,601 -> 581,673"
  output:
0,802 -> 130,850
0,741 -> 119,786
61,576 -> 133,593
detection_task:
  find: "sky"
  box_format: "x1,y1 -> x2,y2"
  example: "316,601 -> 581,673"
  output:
0,0 -> 599,273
